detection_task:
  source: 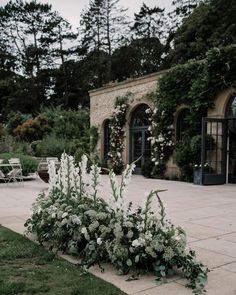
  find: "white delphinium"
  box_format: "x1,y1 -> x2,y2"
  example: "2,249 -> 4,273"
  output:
119,163 -> 135,200
89,163 -> 101,206
57,153 -> 76,196
97,237 -> 102,245
77,154 -> 88,198
48,160 -> 57,193
79,155 -> 88,180
108,163 -> 135,217
109,170 -> 119,204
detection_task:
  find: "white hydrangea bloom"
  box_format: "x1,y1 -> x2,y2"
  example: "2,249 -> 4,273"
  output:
97,238 -> 102,245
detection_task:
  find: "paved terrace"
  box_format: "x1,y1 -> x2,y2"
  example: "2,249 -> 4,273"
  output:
0,176 -> 236,295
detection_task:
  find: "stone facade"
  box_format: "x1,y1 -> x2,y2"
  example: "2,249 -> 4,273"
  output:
90,71 -> 165,166
90,70 -> 235,180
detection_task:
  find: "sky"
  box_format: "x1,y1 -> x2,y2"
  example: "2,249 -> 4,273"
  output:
0,0 -> 173,29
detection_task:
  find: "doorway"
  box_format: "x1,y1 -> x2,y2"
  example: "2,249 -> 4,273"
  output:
201,95 -> 236,185
130,105 -> 151,174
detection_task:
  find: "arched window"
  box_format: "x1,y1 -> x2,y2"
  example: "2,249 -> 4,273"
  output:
226,95 -> 236,183
176,108 -> 190,141
226,95 -> 236,118
131,105 -> 150,128
130,104 -> 151,173
103,120 -> 110,161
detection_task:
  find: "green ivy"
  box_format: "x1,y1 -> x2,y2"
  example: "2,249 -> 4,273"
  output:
151,45 -> 236,179
108,93 -> 131,174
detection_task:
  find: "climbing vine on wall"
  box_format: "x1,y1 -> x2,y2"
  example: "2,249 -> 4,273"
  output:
150,45 -> 236,180
108,93 -> 131,174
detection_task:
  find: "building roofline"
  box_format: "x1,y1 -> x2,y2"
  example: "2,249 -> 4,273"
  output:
89,69 -> 168,97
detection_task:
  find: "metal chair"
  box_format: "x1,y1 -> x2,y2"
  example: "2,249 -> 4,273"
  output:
46,157 -> 59,164
0,159 -> 6,182
7,158 -> 23,185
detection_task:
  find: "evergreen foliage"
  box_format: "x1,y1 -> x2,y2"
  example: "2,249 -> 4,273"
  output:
151,45 -> 236,180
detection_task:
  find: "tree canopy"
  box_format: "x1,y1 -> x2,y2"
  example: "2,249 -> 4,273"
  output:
0,0 -> 234,119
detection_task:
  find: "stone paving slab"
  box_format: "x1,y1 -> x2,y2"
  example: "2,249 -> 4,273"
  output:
191,237 -> 236,258
188,245 -> 236,269
222,232 -> 236,243
1,176 -> 236,294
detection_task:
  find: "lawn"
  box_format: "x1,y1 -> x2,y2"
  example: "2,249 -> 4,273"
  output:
0,226 -> 126,295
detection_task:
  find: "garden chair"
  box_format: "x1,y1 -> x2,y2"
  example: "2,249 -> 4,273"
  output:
0,159 -> 6,182
7,158 -> 23,185
46,157 -> 60,168
46,157 -> 58,164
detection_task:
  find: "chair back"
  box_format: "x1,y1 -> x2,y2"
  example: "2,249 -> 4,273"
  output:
46,157 -> 58,163
0,159 -> 5,179
9,158 -> 22,168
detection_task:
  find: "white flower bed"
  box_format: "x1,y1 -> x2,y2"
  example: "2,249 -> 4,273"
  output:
25,153 -> 207,294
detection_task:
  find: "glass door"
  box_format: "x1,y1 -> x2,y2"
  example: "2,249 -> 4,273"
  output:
201,118 -> 227,185
228,119 -> 236,183
131,129 -> 151,174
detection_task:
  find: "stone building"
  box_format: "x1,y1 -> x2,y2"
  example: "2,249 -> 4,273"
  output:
90,71 -> 236,185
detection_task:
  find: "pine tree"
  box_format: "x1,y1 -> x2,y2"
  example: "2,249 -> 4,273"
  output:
79,0 -> 130,81
0,0 -> 77,112
121,3 -> 165,76
132,3 -> 165,40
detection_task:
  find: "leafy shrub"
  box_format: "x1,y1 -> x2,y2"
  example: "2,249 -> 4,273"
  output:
0,135 -> 32,154
53,109 -> 89,139
14,115 -> 51,141
0,153 -> 38,176
175,135 -> 215,182
141,160 -> 154,178
0,123 -> 6,138
6,111 -> 32,134
25,153 -> 208,294
33,134 -> 92,159
33,134 -> 73,158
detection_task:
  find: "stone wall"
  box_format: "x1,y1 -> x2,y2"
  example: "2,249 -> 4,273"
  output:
90,72 -> 166,165
90,72 -> 234,179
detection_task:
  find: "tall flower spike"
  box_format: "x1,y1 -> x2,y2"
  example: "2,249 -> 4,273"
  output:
90,163 -> 102,206
48,160 -> 57,193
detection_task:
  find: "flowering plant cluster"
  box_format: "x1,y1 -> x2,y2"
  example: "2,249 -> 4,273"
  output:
25,153 -> 207,294
108,93 -> 130,174
146,105 -> 174,178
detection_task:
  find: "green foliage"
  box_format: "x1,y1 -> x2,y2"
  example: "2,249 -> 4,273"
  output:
0,153 -> 38,176
90,126 -> 99,153
14,115 -> 51,141
0,123 -> 6,138
112,38 -> 164,80
0,135 -> 32,154
31,108 -> 94,159
151,45 -> 236,180
108,93 -> 130,174
6,111 -> 32,135
166,0 -> 236,66
141,160 -> 154,178
53,109 -> 89,139
175,138 -> 197,182
33,134 -> 72,158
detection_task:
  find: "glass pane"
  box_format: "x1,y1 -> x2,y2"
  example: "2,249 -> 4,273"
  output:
227,96 -> 236,118
176,108 -> 191,140
131,105 -> 149,127
103,120 -> 110,160
228,119 -> 236,183
132,131 -> 142,167
204,121 -> 223,175
143,131 -> 151,161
